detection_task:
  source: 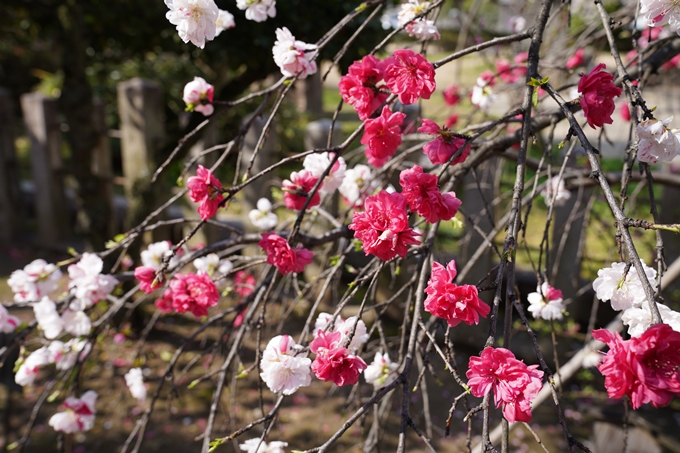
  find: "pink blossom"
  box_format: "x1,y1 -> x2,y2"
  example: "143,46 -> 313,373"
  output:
48,390 -> 97,433
234,271 -> 256,297
272,27 -> 317,79
187,165 -> 224,219
662,54 -> 680,70
383,49 -> 436,105
258,233 -> 313,275
565,48 -> 584,70
445,114 -> 459,129
0,304 -> 19,333
424,260 -> 490,327
442,85 -> 460,106
466,348 -> 544,423
282,170 -> 321,210
310,330 -> 367,386
577,64 -> 622,129
495,59 -> 525,84
154,272 -> 219,317
338,55 -> 388,120
360,106 -> 406,167
134,266 -> 162,294
620,103 -> 631,122
183,77 -> 214,116
348,191 -> 421,261
399,165 -> 461,223
593,323 -> 680,409
418,119 -> 470,165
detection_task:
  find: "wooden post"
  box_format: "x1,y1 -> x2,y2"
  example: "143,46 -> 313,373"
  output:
0,89 -> 22,241
91,99 -> 116,237
20,92 -> 69,245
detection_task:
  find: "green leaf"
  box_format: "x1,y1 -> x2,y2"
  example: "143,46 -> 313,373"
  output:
47,389 -> 61,403
188,379 -> 200,389
352,239 -> 363,252
67,247 -> 78,257
208,439 -> 225,453
532,88 -> 539,107
329,255 -> 340,267
355,2 -> 367,12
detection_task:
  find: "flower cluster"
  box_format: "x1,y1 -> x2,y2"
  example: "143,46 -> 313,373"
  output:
155,272 -> 220,317
424,260 -> 490,327
527,282 -> 566,321
272,27 -> 317,79
399,165 -> 461,223
339,55 -> 389,121
577,64 -> 622,129
383,49 -> 436,105
8,259 -> 62,303
187,165 -> 224,220
0,304 -> 19,333
419,119 -> 470,165
16,339 -> 91,386
49,390 -> 98,434
303,152 -> 347,195
310,330 -> 367,387
397,0 -> 440,40
636,116 -> 680,164
467,348 -> 544,423
260,335 -> 312,395
259,233 -> 313,275
237,0 -> 276,22
593,323 -> 680,409
313,312 -> 370,353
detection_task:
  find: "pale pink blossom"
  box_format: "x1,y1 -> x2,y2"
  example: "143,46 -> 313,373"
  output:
49,390 -> 97,433
33,297 -> 64,339
339,164 -> 378,208
48,339 -> 91,371
470,74 -> 498,110
540,177 -> 571,206
8,259 -> 62,303
593,261 -> 657,311
68,253 -> 118,309
641,0 -> 680,35
0,304 -> 19,333
15,347 -> 51,386
236,0 -> 276,22
397,0 -> 430,27
165,0 -> 219,48
636,116 -> 680,164
527,282 -> 566,321
61,310 -> 92,337
405,20 -> 440,40
125,368 -> 147,401
183,77 -> 214,116
260,335 -> 312,395
239,438 -> 287,453
313,313 -> 369,353
364,352 -> 399,388
141,241 -> 172,271
248,198 -> 279,230
303,152 -> 346,195
214,9 -> 235,36
193,253 -> 232,277
272,27 -> 317,79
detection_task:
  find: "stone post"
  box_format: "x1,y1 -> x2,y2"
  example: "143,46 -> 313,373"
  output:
241,114 -> 279,214
91,99 -> 116,237
295,71 -> 323,116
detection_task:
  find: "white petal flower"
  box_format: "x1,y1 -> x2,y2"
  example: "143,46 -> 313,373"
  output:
636,117 -> 680,163
48,339 -> 91,371
33,297 -> 64,340
61,310 -> 92,337
183,77 -> 214,116
540,177 -> 571,207
303,153 -> 347,195
215,9 -> 235,36
313,313 -> 369,352
621,302 -> 680,337
405,19 -> 440,40
165,0 -> 219,48
239,438 -> 288,453
313,312 -> 334,335
49,390 -> 97,433
272,27 -> 317,79
125,368 -> 147,401
260,335 -> 312,395
0,304 -> 20,333
236,0 -> 276,22
508,16 -> 527,33
15,347 -> 51,386
397,0 -> 430,28
249,198 -> 279,230
471,84 -> 497,110
582,350 -> 602,368
8,259 -> 62,303
527,282 -> 566,321
640,0 -> 680,35
141,241 -> 172,271
364,352 -> 399,388
592,261 -> 657,311
339,165 -> 376,208
68,253 -> 118,308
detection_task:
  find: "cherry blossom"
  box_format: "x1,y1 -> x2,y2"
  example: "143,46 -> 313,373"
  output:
310,330 -> 367,387
419,119 -> 470,165
154,272 -> 220,317
383,49 -> 436,105
258,233 -> 313,275
405,19 -> 440,40
640,0 -> 680,35
364,352 -> 399,388
0,304 -> 19,333
141,241 -> 173,270
339,55 -> 388,120
303,152 -> 346,195
339,164 -> 377,208
15,347 -> 51,386
68,253 -> 117,310
348,191 -> 421,261
360,106 -> 406,167
272,27 -> 317,79
467,347 -> 544,423
495,59 -> 525,84
214,9 -> 235,36
49,390 -> 97,433
187,164 -> 224,220
593,261 -> 657,311
239,439 -> 287,453
183,77 -> 214,116
234,271 -> 256,297
540,177 -> 571,206
621,303 -> 680,337
33,297 -> 64,339
313,313 -> 369,353
577,63 -> 622,129
8,259 -> 62,303
470,71 -> 498,110
125,368 -> 147,401
442,85 -> 460,106
282,170 -> 322,210
424,260 -> 490,327
507,15 -> 527,33
48,339 -> 91,371
593,323 -> 680,409
134,266 -> 162,294
193,253 -> 233,277
399,165 -> 462,223
566,48 -> 585,69
248,198 -> 279,230
397,0 -> 430,26
61,309 -> 92,337
636,116 -> 680,164
165,0 -> 218,48
260,335 -> 312,395
527,282 -> 566,321
236,0 -> 276,22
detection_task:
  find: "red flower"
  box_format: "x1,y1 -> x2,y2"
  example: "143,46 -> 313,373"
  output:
134,266 -> 162,294
154,272 -> 219,317
495,58 -> 525,84
593,323 -> 680,409
566,48 -> 584,70
310,330 -> 367,386
383,49 -> 436,105
187,165 -> 224,220
424,260 -> 490,327
577,63 -> 622,129
418,119 -> 470,165
443,85 -> 460,106
360,106 -> 406,167
399,165 -> 461,223
234,270 -> 256,297
348,191 -> 420,261
444,114 -> 459,129
282,170 -> 322,211
258,233 -> 313,275
466,347 -> 544,423
338,55 -> 388,120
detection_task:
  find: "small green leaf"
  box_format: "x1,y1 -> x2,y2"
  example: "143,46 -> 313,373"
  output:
235,363 -> 248,379
188,379 -> 200,389
532,88 -> 539,107
105,240 -> 118,249
451,217 -> 464,232
355,2 -> 367,12
394,266 -> 401,276
47,389 -> 61,403
208,439 -> 225,453
67,247 -> 78,257
329,255 -> 340,267
176,176 -> 184,187
352,239 -> 363,252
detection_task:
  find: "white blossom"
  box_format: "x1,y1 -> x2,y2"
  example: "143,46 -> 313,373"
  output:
33,297 -> 64,340
0,304 -> 19,333
581,350 -> 602,368
397,0 -> 430,28
621,303 -> 680,337
313,313 -> 369,353
636,116 -> 680,164
272,27 -> 318,79
540,177 -> 571,207
405,20 -> 440,40
49,390 -> 97,433
236,0 -> 276,23
640,0 -> 680,35
239,438 -> 288,453
527,282 -> 566,321
125,368 -> 147,401
183,77 -> 214,116
260,335 -> 312,395
508,16 -> 527,33
248,198 -> 279,230
48,339 -> 91,371
61,310 -> 92,337
15,347 -> 51,386
8,259 -> 62,303
68,253 -> 118,309
592,261 -> 657,311
303,152 -> 347,194
470,83 -> 497,110
215,9 -> 235,36
141,241 -> 172,270
364,352 -> 399,388
339,165 -> 376,207
165,0 -> 219,48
